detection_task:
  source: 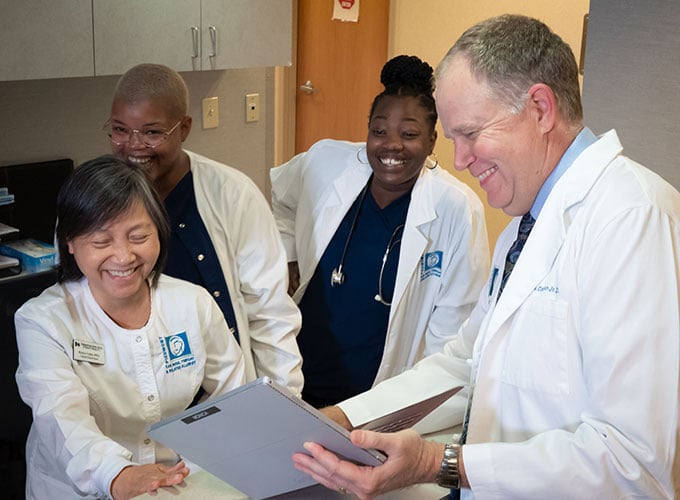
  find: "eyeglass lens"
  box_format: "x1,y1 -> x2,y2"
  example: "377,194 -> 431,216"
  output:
105,120 -> 181,148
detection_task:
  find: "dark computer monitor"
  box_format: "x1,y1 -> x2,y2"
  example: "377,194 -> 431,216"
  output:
0,158 -> 74,244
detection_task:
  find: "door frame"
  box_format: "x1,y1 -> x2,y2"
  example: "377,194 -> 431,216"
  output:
273,0 -> 298,167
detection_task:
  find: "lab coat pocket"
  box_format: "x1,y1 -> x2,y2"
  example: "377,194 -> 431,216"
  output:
500,296 -> 569,395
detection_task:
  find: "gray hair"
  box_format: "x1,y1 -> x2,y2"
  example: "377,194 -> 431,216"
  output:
113,63 -> 189,119
436,14 -> 583,124
56,155 -> 170,286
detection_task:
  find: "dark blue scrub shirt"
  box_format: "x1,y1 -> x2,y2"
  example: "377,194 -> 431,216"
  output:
298,186 -> 411,408
164,171 -> 240,342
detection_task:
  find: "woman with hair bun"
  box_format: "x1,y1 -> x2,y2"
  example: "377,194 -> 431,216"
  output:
271,55 -> 489,409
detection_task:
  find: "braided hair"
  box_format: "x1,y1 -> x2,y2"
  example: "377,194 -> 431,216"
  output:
368,55 -> 437,131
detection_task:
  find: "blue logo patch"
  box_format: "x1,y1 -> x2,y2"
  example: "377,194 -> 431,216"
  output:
420,251 -> 443,281
160,331 -> 196,373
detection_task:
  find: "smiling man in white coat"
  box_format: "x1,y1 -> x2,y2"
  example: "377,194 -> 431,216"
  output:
292,14 -> 680,499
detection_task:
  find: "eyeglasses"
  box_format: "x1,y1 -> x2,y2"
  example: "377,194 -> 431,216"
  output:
103,119 -> 183,149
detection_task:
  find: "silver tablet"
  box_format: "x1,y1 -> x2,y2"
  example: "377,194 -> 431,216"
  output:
148,377 -> 386,499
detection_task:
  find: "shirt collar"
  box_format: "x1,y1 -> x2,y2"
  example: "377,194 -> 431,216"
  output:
530,126 -> 597,219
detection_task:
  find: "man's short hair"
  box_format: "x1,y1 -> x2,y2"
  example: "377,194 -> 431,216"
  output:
436,14 -> 583,124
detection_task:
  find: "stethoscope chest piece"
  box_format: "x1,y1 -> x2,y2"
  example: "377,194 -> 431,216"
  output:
329,178 -> 371,288
327,173 -> 404,306
330,266 -> 345,286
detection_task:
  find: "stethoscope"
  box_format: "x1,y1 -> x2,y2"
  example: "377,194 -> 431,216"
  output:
374,223 -> 405,306
330,179 -> 370,287
330,176 -> 404,307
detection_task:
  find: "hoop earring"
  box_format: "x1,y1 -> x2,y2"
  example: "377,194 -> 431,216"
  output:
356,147 -> 369,165
427,152 -> 439,169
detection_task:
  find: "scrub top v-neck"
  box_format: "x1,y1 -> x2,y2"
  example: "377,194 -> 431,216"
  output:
298,186 -> 411,408
164,171 -> 240,342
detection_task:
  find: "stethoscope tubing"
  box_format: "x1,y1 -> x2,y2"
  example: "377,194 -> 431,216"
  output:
330,175 -> 372,287
330,174 -> 404,306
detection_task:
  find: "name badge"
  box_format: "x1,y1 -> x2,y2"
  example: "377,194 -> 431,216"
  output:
73,339 -> 105,365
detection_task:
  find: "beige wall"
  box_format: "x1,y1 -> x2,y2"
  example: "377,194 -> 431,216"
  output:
388,0 -> 590,249
0,2 -> 590,247
0,68 -> 276,196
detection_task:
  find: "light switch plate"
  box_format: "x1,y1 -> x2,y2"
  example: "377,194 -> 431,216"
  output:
202,97 -> 219,129
245,93 -> 260,123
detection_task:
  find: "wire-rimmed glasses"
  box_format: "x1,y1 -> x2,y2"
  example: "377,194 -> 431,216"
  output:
103,119 -> 183,149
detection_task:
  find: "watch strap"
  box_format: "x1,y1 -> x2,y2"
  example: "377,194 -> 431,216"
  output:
436,442 -> 461,489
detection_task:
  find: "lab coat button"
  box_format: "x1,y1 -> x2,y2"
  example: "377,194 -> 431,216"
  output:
144,438 -> 151,445
136,336 -> 142,343
197,254 -> 205,261
147,395 -> 155,401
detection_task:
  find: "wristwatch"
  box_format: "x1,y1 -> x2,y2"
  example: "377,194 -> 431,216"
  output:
436,443 -> 461,489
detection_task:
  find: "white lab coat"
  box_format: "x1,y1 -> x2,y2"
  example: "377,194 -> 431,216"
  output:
15,275 -> 246,499
339,130 -> 680,498
270,139 -> 489,384
188,151 -> 304,395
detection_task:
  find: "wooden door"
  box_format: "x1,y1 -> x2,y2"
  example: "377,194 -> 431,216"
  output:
295,0 -> 389,153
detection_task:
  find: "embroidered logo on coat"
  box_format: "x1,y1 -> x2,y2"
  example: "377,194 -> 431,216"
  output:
160,332 -> 196,373
420,251 -> 443,281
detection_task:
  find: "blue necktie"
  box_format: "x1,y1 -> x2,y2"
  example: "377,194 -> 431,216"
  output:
498,212 -> 535,297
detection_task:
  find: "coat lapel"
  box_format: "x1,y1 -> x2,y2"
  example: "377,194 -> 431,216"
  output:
487,130 -> 623,334
309,163 -> 371,269
390,169 -> 435,312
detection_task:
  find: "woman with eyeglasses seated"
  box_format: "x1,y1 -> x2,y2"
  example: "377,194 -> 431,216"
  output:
15,155 -> 246,499
270,55 -> 489,410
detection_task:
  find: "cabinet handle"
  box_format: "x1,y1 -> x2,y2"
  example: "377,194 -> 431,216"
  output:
209,26 -> 217,57
191,26 -> 199,58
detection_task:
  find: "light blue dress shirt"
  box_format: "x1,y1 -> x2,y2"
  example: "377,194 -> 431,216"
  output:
530,127 -> 598,219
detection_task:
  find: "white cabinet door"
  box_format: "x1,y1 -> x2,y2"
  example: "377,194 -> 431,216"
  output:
0,0 -> 94,81
93,0 -> 201,76
0,0 -> 292,81
201,0 -> 293,70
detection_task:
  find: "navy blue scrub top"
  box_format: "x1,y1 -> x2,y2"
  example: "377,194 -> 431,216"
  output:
298,185 -> 411,408
164,171 -> 240,342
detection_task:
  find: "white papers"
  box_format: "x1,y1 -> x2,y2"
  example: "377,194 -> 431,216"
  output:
0,187 -> 14,206
0,222 -> 19,237
0,255 -> 20,269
